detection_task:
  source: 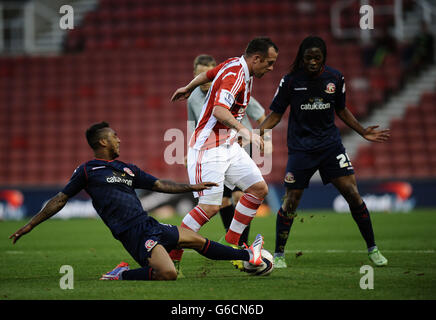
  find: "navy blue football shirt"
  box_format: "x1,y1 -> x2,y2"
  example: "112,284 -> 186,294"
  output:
270,66 -> 346,152
61,159 -> 158,238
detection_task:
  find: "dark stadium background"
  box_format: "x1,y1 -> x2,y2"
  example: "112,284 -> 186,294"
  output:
0,0 -> 435,220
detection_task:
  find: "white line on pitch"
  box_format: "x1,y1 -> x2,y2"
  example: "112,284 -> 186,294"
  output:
183,249 -> 435,254
286,249 -> 435,254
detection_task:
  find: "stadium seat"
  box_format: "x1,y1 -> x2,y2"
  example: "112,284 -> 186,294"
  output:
0,0 -> 426,184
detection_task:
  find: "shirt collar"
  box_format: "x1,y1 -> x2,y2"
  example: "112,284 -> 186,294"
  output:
240,55 -> 251,82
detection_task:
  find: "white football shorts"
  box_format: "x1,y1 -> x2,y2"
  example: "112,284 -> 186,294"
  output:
187,142 -> 264,205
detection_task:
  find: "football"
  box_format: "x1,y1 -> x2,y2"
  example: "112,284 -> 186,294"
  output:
243,249 -> 274,276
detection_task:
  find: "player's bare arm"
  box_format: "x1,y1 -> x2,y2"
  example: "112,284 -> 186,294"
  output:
255,114 -> 266,125
336,107 -> 390,143
213,105 -> 264,151
259,111 -> 283,137
152,180 -> 218,194
9,192 -> 69,244
171,71 -> 210,101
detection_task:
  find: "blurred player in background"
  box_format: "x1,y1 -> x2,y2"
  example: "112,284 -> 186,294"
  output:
186,54 -> 266,247
9,122 -> 267,280
259,36 -> 390,268
170,37 -> 278,271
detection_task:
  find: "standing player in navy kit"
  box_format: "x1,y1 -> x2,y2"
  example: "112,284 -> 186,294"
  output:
259,36 -> 390,268
9,122 -> 267,280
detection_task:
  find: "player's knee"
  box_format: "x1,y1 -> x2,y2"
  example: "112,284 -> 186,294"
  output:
178,227 -> 207,250
231,191 -> 244,204
220,197 -> 232,209
155,269 -> 178,281
258,183 -> 269,199
283,190 -> 303,213
290,192 -> 302,203
247,182 -> 268,199
198,204 -> 220,217
283,200 -> 296,217
342,185 -> 361,206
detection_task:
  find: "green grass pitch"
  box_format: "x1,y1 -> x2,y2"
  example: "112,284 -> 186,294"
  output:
1,209 -> 435,300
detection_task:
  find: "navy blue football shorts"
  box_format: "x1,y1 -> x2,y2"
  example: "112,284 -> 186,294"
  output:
117,216 -> 179,267
284,143 -> 355,189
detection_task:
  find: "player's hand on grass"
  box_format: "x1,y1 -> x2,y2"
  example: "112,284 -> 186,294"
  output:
191,182 -> 219,191
9,224 -> 33,244
171,87 -> 192,101
363,125 -> 391,143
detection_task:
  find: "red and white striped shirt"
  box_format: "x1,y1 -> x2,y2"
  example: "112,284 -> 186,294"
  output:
189,56 -> 253,150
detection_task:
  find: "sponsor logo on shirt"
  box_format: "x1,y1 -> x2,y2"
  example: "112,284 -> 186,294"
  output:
106,171 -> 133,186
218,89 -> 235,108
324,82 -> 336,94
300,97 -> 331,110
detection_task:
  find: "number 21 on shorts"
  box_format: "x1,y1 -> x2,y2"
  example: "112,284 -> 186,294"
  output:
336,153 -> 352,168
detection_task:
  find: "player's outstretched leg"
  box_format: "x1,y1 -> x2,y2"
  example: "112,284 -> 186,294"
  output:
218,200 -> 251,246
225,181 -> 267,246
274,207 -> 294,268
231,190 -> 251,247
169,204 -> 219,276
100,262 -> 130,280
178,227 -> 265,267
274,188 -> 303,268
332,175 -> 388,267
100,245 -> 178,281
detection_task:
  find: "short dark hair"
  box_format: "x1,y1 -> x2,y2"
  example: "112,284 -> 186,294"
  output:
290,36 -> 327,74
86,121 -> 109,150
245,37 -> 278,58
193,54 -> 216,70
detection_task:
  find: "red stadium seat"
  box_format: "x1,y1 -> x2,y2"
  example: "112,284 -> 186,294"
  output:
0,0 -> 427,184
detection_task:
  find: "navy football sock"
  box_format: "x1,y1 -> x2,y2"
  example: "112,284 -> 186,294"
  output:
275,207 -> 295,254
219,204 -> 234,231
120,267 -> 153,280
350,201 -> 376,249
196,238 -> 250,261
239,223 -> 251,246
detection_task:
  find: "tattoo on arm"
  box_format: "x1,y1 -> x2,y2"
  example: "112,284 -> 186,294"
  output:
213,106 -> 244,132
29,192 -> 68,228
220,118 -> 238,130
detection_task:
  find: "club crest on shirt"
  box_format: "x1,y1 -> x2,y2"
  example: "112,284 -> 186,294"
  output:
123,167 -> 135,177
145,239 -> 157,252
324,82 -> 336,94
284,172 -> 296,183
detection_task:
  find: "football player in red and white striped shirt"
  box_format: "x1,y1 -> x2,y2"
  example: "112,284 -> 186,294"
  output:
170,37 -> 278,269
